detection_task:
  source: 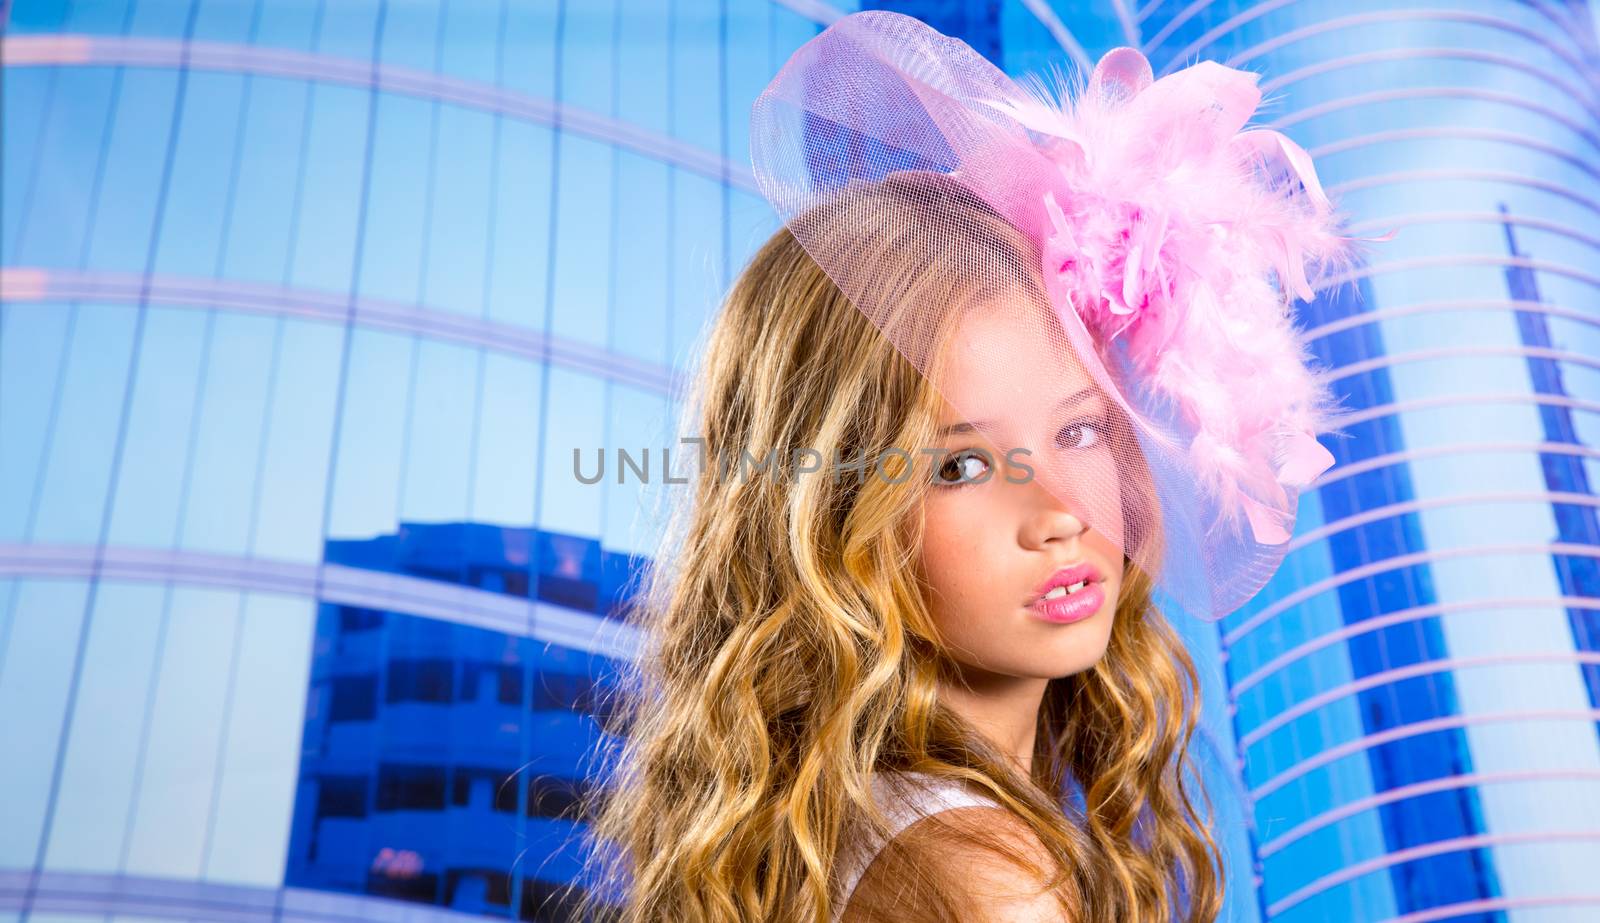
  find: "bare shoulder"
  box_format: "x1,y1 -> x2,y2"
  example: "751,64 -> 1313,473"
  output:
907,806 -> 1071,922
843,805 -> 1072,923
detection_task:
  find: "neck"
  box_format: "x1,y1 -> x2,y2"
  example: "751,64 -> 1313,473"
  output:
938,666 -> 1048,777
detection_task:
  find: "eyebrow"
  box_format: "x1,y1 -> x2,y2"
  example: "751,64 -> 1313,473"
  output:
936,386 -> 1100,436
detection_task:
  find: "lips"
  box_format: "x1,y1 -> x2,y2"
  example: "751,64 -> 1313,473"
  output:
1030,561 -> 1106,604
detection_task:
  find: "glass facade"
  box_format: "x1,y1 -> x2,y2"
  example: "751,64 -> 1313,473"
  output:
2,2 -> 1596,923
1141,1 -> 1600,920
0,0 -> 802,919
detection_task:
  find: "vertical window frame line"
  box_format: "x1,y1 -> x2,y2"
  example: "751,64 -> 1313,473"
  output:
18,0 -> 206,915
515,0 -> 568,916
299,0 -> 387,900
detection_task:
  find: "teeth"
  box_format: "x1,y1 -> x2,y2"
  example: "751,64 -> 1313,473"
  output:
1042,580 -> 1088,601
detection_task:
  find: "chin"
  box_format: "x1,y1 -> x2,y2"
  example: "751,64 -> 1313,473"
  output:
1042,627 -> 1114,676
1045,653 -> 1109,679
1007,644 -> 1111,680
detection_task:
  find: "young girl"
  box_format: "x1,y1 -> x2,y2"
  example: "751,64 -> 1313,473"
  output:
570,10 -> 1376,923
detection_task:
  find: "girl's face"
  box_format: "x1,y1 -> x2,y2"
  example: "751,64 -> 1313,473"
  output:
917,296 -> 1125,681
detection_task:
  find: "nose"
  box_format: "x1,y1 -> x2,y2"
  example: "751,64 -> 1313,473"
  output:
1017,475 -> 1090,550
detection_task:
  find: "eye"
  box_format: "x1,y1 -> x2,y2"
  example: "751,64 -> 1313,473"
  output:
932,449 -> 992,488
1057,415 -> 1109,450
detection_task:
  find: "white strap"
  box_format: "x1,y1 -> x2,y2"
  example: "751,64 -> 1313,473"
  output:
832,771 -> 1000,922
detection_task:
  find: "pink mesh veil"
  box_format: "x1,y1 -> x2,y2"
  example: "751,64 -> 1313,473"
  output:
748,10 -> 1394,621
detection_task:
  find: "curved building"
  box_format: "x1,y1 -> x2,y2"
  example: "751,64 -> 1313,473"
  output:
1130,1 -> 1600,920
0,0 -> 811,919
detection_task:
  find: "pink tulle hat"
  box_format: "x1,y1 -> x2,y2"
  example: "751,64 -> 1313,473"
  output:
748,11 -> 1395,620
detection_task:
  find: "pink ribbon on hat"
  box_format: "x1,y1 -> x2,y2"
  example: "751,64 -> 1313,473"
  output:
980,47 -> 1396,546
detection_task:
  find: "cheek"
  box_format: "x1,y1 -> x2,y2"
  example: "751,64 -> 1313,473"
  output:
918,496 -> 992,608
1081,451 -> 1132,537
1030,451 -> 1125,541
918,503 -> 959,589
1088,527 -> 1123,579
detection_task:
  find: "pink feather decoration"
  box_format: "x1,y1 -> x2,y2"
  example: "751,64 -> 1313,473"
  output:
980,47 -> 1394,544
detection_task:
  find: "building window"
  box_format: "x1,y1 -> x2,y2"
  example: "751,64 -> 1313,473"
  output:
329,674 -> 378,722
377,763 -> 448,811
387,658 -> 455,704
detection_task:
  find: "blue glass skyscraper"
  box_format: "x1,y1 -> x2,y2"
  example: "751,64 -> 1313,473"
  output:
1129,1 -> 1600,919
1,1 -> 805,919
